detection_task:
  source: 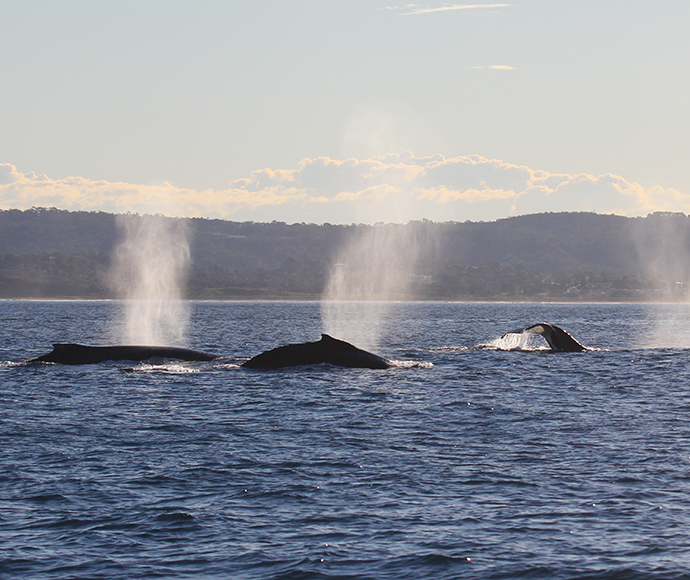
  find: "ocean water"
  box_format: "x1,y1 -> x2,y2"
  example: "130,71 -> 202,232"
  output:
3,300 -> 690,579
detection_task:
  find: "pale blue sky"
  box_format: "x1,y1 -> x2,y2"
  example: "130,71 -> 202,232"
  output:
1,1 -> 689,223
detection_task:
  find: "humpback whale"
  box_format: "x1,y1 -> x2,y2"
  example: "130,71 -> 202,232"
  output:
31,344 -> 219,365
504,323 -> 586,352
242,334 -> 390,369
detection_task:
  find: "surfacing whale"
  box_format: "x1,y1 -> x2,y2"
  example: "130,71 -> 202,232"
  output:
504,323 -> 586,352
242,334 -> 390,369
31,344 -> 219,365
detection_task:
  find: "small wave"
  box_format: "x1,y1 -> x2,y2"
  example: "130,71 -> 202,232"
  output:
43,517 -> 95,530
1,360 -> 31,367
380,552 -> 474,573
123,362 -> 201,374
428,346 -> 469,353
25,493 -> 72,504
476,332 -> 549,351
388,360 -> 434,369
212,362 -> 243,370
474,343 -> 549,351
155,511 -> 196,522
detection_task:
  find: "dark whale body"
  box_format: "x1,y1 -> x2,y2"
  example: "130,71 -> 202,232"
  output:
242,334 -> 390,369
506,323 -> 586,352
31,344 -> 219,365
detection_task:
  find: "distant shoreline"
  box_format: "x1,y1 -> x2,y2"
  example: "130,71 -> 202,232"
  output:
2,297 -> 690,305
3,209 -> 690,305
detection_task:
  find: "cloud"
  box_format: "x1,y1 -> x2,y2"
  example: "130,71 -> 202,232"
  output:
389,3 -> 512,15
0,164 -> 22,185
1,156 -> 687,224
471,65 -> 516,70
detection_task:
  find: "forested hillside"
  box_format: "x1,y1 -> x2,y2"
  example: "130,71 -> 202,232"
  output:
1,207 -> 688,300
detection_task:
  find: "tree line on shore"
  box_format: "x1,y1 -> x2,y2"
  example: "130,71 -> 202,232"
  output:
1,207 -> 689,301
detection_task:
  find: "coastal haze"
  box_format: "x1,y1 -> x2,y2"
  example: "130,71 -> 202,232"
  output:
2,208 -> 690,302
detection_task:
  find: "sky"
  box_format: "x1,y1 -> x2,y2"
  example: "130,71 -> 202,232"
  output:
1,0 -> 689,224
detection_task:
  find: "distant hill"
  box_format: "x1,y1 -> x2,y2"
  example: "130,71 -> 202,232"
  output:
1,207 -> 689,300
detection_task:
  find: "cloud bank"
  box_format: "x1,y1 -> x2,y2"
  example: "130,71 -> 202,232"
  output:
1,154 -> 687,224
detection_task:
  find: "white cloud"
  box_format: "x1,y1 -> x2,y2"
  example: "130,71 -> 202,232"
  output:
392,3 -> 512,15
471,65 -> 516,70
1,155 -> 687,224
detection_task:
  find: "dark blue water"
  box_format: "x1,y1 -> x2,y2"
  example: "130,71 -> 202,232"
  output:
3,300 -> 690,579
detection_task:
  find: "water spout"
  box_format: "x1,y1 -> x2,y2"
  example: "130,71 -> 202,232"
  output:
321,222 -> 433,350
109,214 -> 190,346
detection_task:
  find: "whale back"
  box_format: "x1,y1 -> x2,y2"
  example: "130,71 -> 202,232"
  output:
242,334 -> 389,369
31,343 -> 218,365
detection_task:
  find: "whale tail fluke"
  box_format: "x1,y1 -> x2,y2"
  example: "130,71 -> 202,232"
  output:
520,323 -> 586,352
